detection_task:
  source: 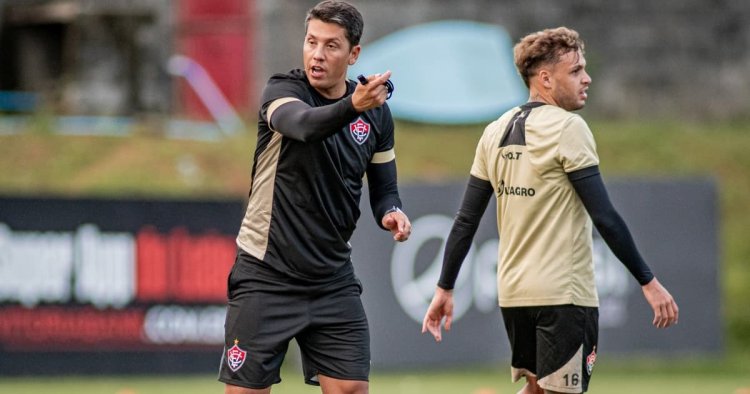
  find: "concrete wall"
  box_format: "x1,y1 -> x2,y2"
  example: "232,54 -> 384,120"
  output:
258,0 -> 750,120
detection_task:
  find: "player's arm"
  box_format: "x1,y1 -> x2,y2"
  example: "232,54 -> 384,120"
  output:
438,175 -> 494,289
366,155 -> 410,241
267,72 -> 392,143
423,175 -> 493,341
267,97 -> 359,143
567,166 -> 653,284
568,166 -> 679,328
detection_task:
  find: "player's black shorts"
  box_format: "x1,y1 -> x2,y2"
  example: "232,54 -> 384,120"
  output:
501,304 -> 598,393
218,249 -> 370,389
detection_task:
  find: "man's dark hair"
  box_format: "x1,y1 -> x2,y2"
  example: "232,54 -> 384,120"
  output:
305,0 -> 364,47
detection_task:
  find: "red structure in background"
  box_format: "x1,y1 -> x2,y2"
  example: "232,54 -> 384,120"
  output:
175,0 -> 254,120
136,226 -> 236,303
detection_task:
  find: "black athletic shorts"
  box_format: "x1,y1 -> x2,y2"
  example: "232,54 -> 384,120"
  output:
501,304 -> 598,393
218,249 -> 370,389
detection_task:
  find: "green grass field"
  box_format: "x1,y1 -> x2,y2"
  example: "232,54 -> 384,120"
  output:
1,357 -> 749,393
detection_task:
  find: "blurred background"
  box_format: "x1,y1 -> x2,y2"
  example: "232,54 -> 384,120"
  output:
0,0 -> 749,393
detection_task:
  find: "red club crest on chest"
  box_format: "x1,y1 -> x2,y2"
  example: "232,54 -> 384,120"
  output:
349,117 -> 371,145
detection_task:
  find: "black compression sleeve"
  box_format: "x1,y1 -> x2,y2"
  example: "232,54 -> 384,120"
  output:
270,96 -> 360,142
568,166 -> 655,285
366,160 -> 402,230
437,175 -> 494,290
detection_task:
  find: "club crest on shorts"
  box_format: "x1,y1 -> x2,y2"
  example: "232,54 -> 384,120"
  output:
349,117 -> 371,145
586,346 -> 597,375
226,339 -> 247,372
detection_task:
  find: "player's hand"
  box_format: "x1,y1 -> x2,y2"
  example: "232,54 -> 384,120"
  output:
382,208 -> 411,242
421,287 -> 454,342
352,71 -> 392,112
641,277 -> 679,328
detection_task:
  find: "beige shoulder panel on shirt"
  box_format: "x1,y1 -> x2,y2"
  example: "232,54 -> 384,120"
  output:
371,148 -> 396,164
266,97 -> 301,131
558,114 -> 599,173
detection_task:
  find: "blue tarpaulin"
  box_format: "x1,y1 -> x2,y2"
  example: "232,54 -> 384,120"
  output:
349,20 -> 528,124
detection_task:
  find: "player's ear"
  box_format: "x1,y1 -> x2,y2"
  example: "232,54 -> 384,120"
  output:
348,44 -> 361,65
539,69 -> 552,88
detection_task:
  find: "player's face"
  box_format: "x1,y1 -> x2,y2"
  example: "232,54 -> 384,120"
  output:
549,49 -> 591,111
303,19 -> 360,99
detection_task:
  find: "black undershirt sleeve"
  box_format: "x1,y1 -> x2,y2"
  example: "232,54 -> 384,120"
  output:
269,96 -> 360,143
366,160 -> 402,230
568,165 -> 655,285
437,175 -> 494,290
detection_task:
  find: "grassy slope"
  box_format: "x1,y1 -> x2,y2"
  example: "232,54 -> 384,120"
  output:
1,118 -> 749,350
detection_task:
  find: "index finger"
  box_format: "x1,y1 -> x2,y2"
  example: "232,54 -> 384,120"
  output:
370,70 -> 392,86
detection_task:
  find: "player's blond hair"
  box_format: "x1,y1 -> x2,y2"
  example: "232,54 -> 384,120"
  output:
514,27 -> 585,88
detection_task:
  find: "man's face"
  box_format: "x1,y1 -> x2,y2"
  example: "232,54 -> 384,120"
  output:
303,19 -> 360,98
548,49 -> 591,111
